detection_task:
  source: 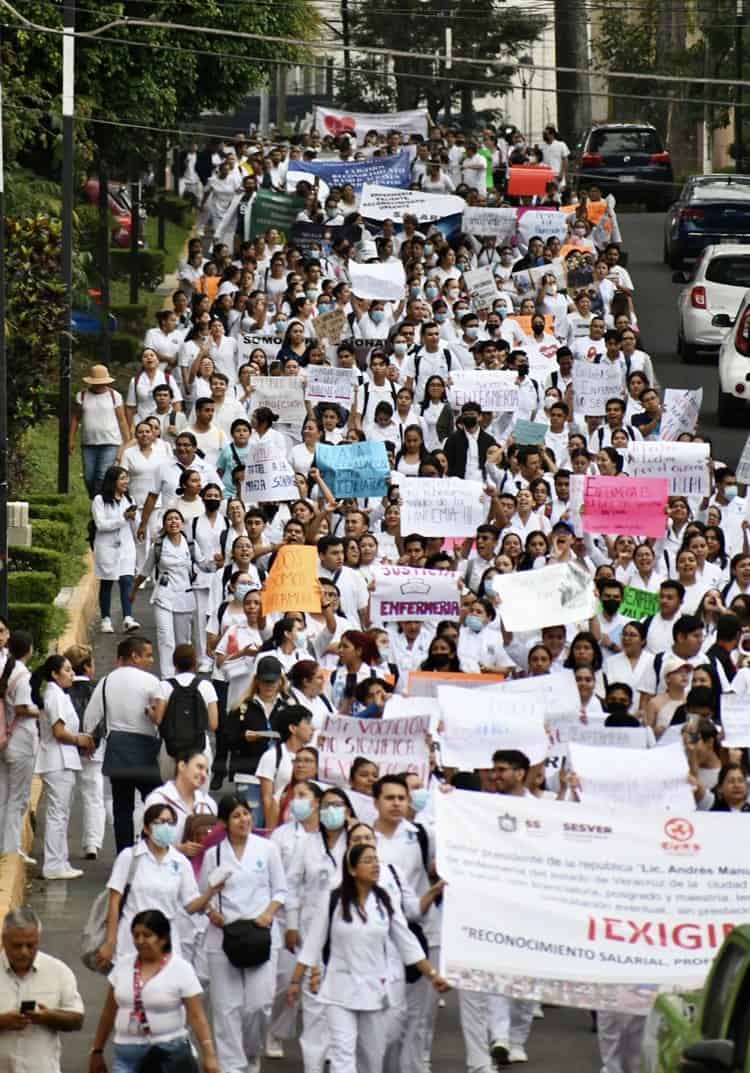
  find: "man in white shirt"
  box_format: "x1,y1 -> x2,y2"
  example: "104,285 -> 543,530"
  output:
645,581 -> 685,654
208,319 -> 240,385
571,315 -> 608,364
402,323 -> 463,399
144,310 -> 183,371
604,243 -> 635,295
256,706 -> 313,828
317,536 -> 369,626
540,126 -> 570,184
208,373 -> 247,437
636,614 -> 708,707
188,399 -> 227,468
137,433 -> 220,539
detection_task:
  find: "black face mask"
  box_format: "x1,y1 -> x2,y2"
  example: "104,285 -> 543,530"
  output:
601,599 -> 621,615
516,363 -> 530,377
462,415 -> 478,430
204,499 -> 222,513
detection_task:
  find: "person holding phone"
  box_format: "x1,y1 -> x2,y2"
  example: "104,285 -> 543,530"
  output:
91,466 -> 140,635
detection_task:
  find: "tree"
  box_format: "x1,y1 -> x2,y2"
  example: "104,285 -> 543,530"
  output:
339,0 -> 544,124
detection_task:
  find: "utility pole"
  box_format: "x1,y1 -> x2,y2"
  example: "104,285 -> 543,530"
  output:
738,0 -> 745,173
275,65 -> 287,132
342,0 -> 351,99
58,0 -> 75,494
0,34 -> 8,618
98,160 -> 110,363
554,0 -> 591,140
129,161 -> 140,305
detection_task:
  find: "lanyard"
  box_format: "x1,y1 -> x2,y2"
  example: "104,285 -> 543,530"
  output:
132,956 -> 169,1033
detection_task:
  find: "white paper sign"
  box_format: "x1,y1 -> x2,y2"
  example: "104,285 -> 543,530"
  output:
359,183 -> 466,223
462,206 -> 518,241
572,362 -> 625,416
627,441 -> 710,496
736,434 -> 750,484
462,266 -> 498,312
569,741 -> 693,812
399,478 -> 487,537
248,376 -> 306,426
718,694 -> 750,747
315,713 -> 430,786
660,388 -> 703,441
438,684 -> 548,768
490,562 -> 596,632
516,209 -> 569,246
371,564 -> 460,624
306,366 -> 354,407
348,259 -> 406,302
495,671 -> 581,723
244,442 -> 297,503
549,723 -> 652,751
448,370 -> 518,412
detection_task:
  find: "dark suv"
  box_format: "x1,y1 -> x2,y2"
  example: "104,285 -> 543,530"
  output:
570,123 -> 674,210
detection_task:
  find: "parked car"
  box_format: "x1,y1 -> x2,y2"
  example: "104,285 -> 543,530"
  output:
664,174 -> 750,268
642,924 -> 750,1073
569,123 -> 673,210
714,287 -> 750,424
82,178 -> 145,248
673,244 -> 750,362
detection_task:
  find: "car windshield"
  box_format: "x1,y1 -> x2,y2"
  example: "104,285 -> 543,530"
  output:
589,129 -> 662,154
705,256 -> 750,286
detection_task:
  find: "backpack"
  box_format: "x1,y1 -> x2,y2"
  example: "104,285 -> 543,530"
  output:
81,851 -> 139,974
160,677 -> 209,759
153,534 -> 198,584
413,347 -> 453,382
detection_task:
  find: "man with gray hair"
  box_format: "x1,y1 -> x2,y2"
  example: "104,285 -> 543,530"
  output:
0,907 -> 84,1071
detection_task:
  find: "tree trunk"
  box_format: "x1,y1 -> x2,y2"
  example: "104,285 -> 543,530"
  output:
98,159 -> 110,363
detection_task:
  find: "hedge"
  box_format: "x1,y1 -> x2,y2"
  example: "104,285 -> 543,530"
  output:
28,503 -> 76,529
152,189 -> 193,228
74,330 -> 143,366
111,303 -> 148,335
9,546 -> 64,585
9,603 -> 54,653
26,494 -> 70,508
8,570 -> 58,606
110,249 -> 166,291
30,519 -> 71,551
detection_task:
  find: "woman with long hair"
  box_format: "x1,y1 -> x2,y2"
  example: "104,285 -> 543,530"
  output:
0,631 -> 39,863
329,631 -> 380,714
92,464 -> 139,634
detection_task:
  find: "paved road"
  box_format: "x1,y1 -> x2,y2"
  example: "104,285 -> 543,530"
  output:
25,211 -> 706,1072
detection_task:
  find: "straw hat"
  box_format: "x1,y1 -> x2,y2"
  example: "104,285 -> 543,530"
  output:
82,364 -> 114,386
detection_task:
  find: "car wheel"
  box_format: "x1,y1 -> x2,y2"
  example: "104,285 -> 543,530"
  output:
668,244 -> 682,270
678,334 -> 700,363
717,389 -> 747,426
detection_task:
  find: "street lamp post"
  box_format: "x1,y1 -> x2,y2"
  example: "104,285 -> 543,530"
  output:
518,54 -> 536,140
58,0 -> 75,494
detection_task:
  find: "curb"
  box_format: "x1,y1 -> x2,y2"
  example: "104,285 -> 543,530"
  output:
54,551 -> 98,653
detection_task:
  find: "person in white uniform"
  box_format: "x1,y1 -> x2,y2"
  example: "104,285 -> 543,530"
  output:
287,841 -> 448,1073
92,465 -> 140,634
31,655 -> 95,881
64,643 -> 107,860
120,420 -> 166,577
0,631 -> 40,863
199,793 -> 288,1073
190,484 -> 230,670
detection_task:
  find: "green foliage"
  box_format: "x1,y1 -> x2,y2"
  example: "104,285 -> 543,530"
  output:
9,603 -> 55,654
152,191 -> 193,229
9,547 -> 64,587
110,304 -> 149,334
109,333 -> 144,366
28,504 -> 76,528
8,571 -> 59,606
110,249 -> 166,291
30,519 -> 71,551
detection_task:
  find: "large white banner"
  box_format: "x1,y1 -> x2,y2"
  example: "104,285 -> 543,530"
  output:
569,741 -> 694,812
370,565 -> 460,624
627,441 -> 710,496
462,206 -> 518,241
490,562 -> 596,631
359,183 -> 466,223
436,790 -> 750,1012
313,105 -> 429,143
447,370 -> 518,412
315,713 -> 430,786
438,685 -> 547,768
348,260 -> 407,301
399,477 -> 487,537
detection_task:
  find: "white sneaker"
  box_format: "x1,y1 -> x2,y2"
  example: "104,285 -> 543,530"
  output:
43,868 -> 83,880
18,851 -> 36,866
197,659 -> 213,674
122,616 -> 140,632
509,1046 -> 528,1063
490,1040 -> 510,1067
265,1031 -> 284,1058
99,617 -> 114,634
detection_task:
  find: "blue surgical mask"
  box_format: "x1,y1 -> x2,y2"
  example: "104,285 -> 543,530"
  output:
291,798 -> 314,822
410,285 -> 422,298
424,244 -> 434,256
410,787 -> 429,812
320,805 -> 346,830
318,302 -> 333,314
151,822 -> 177,848
294,630 -> 307,649
275,320 -> 287,333
306,289 -> 318,300
393,342 -> 407,358
234,584 -> 252,601
425,285 -> 439,300
435,312 -> 448,323
465,326 -> 479,339
371,309 -> 385,324
725,485 -> 738,501
465,614 -> 484,633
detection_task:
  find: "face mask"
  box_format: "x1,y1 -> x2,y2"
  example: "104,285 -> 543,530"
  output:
410,285 -> 422,297
320,805 -> 346,830
425,285 -> 439,300
326,208 -> 338,218
294,630 -> 307,648
393,342 -> 407,357
424,244 -> 434,256
371,310 -> 385,324
318,303 -> 333,314
544,395 -> 556,410
455,306 -> 469,318
275,321 -> 287,333
465,326 -> 479,339
725,486 -> 738,501
204,499 -> 221,513
517,363 -> 530,377
377,641 -> 391,659
306,289 -> 318,300
465,614 -> 484,633
435,312 -> 448,323
291,798 -> 314,822
545,284 -> 557,295
601,599 -> 621,615
447,289 -> 460,300
463,414 -> 478,429
151,822 -> 177,848
532,322 -> 544,336
235,584 -> 252,601
410,787 -> 429,812
457,261 -> 469,271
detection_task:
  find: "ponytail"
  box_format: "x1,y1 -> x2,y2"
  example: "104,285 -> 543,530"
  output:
0,631 -> 33,701
29,653 -> 67,709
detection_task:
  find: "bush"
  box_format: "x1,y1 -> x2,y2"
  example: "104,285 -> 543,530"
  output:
110,332 -> 143,365
28,503 -> 76,528
9,546 -> 64,585
26,493 -> 70,507
155,190 -> 193,228
111,303 -> 148,334
9,602 -> 54,652
8,570 -> 58,605
110,249 -> 166,291
30,519 -> 71,551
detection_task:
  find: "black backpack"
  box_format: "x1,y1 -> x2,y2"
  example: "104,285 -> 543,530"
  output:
160,677 -> 209,758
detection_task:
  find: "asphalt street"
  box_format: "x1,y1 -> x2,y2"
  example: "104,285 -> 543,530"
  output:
24,210 -> 720,1072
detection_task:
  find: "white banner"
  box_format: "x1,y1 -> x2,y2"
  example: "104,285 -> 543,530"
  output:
516,209 -> 569,247
447,370 -> 518,412
717,693 -> 750,747
248,376 -> 306,426
461,206 -> 518,241
315,713 -> 430,786
359,183 -> 466,223
348,259 -> 406,301
737,434 -> 750,484
627,441 -> 710,496
244,442 -> 297,503
399,477 -> 487,537
494,672 -> 581,724
660,388 -> 703,441
436,790 -> 749,1012
571,361 -> 625,416
370,564 -> 460,624
306,366 -> 354,407
462,266 -> 499,312
490,562 -> 596,631
550,723 -> 652,751
438,684 -> 547,768
569,741 -> 693,812
313,105 -> 429,143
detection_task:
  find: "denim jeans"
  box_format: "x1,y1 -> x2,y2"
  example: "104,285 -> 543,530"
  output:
234,779 -> 264,828
99,575 -> 134,620
112,1036 -> 192,1073
82,443 -> 118,498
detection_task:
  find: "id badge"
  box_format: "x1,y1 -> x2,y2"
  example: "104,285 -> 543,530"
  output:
128,1013 -> 148,1037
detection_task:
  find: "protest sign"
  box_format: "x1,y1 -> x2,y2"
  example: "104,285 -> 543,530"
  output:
313,308 -> 348,346
569,741 -> 693,811
512,418 -> 548,445
496,671 -> 581,724
528,258 -> 567,291
399,478 -> 486,537
516,207 -> 568,245
582,476 -> 668,538
306,366 -> 354,407
244,442 -> 297,503
438,685 -> 547,768
716,694 -> 750,747
506,313 -> 554,336
249,189 -> 305,238
461,206 -> 518,241
564,252 -> 595,291
462,266 -> 498,311
660,387 -> 703,441
290,221 -> 343,257
288,151 -> 411,192
370,565 -> 460,624
238,331 -> 283,363
448,370 -> 518,412
261,545 -> 321,614
313,105 -> 429,143
507,167 -> 555,198
348,260 -> 407,301
618,585 -> 660,621
490,562 -> 596,631
552,723 -> 652,750
315,713 -> 430,786
315,441 -> 390,498
627,441 -> 710,496
359,183 -> 466,223
436,791 -> 749,1013
248,376 -> 306,426
406,670 -> 508,696
572,362 -> 625,416
737,434 -> 750,484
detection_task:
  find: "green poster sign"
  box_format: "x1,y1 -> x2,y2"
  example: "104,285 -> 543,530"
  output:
619,586 -> 659,621
249,189 -> 305,239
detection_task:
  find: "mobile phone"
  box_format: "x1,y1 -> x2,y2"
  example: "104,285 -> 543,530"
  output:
20,1000 -> 35,1013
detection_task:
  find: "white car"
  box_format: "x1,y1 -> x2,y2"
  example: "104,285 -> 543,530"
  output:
675,243 -> 750,362
716,287 -> 750,424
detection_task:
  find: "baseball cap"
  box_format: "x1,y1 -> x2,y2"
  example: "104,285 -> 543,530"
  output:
255,656 -> 284,682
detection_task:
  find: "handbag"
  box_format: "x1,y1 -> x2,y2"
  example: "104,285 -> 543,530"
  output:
81,852 -> 140,974
136,1040 -> 199,1073
216,843 -> 271,969
103,730 -> 160,781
